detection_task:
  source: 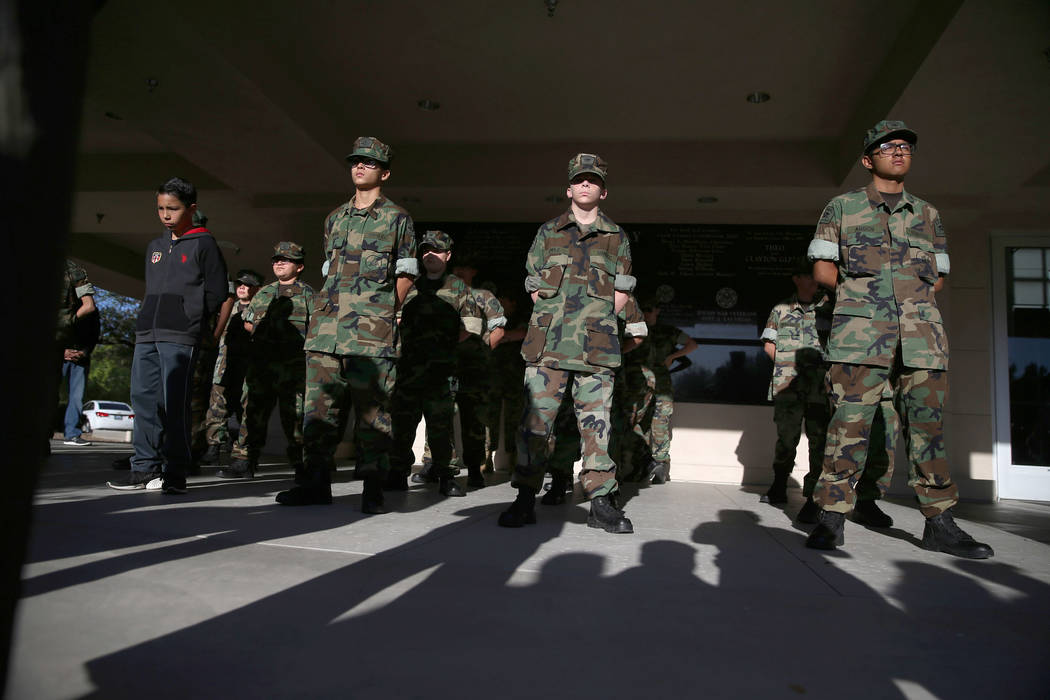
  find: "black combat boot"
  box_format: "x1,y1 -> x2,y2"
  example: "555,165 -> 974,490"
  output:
921,510 -> 994,559
466,466 -> 485,488
383,469 -> 409,491
541,473 -> 570,505
200,443 -> 222,465
587,495 -> 634,534
361,477 -> 388,514
439,475 -> 465,497
275,484 -> 333,506
498,488 -> 537,527
217,457 -> 254,479
647,460 -> 670,485
805,510 -> 845,550
796,496 -> 820,524
853,499 -> 893,528
411,461 -> 438,484
761,472 -> 789,505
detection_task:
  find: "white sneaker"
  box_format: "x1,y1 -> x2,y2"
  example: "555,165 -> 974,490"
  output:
145,477 -> 164,491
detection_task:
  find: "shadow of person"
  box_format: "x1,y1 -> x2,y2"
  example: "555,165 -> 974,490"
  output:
79,503 -> 565,698
887,559 -> 1050,697
20,473 -> 490,599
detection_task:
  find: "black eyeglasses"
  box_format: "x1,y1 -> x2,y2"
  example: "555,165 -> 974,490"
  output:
873,142 -> 915,156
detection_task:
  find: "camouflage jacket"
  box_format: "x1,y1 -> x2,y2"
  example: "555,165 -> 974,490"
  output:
399,272 -> 482,375
520,209 -> 636,372
244,279 -> 315,358
808,182 -> 949,370
305,194 -> 419,357
57,259 -> 94,347
761,293 -> 830,399
213,300 -> 252,384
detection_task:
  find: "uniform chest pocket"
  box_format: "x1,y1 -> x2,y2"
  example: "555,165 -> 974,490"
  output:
906,229 -> 939,283
587,249 -> 615,300
537,252 -> 570,299
360,232 -> 393,282
844,226 -> 884,277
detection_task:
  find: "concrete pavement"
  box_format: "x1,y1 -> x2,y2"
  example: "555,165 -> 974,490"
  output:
8,443 -> 1050,698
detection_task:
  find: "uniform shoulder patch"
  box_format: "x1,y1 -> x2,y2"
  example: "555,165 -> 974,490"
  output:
818,204 -> 835,225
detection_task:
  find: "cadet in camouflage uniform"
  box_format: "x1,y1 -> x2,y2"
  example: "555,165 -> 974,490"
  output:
628,287 -> 696,484
389,230 -> 483,496
189,210 -> 235,465
419,270 -> 507,485
543,291 -> 647,505
499,153 -> 637,534
201,269 -> 261,464
221,243 -> 313,479
761,265 -> 897,526
805,120 -> 992,559
276,137 -> 418,513
491,291 -> 528,467
56,259 -> 97,446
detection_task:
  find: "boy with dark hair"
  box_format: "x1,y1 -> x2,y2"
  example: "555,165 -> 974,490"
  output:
222,243 -> 313,479
388,230 -> 483,496
276,137 -> 417,513
108,177 -> 229,494
804,121 -> 992,558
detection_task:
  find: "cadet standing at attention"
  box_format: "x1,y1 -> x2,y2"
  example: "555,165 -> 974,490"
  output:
387,230 -> 482,496
804,120 -> 992,558
221,242 -> 313,480
275,137 -> 418,514
202,269 -> 261,465
499,153 -> 637,534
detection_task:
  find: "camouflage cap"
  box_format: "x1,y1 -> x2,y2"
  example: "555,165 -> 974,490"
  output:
345,136 -> 392,165
567,153 -> 608,183
863,120 -> 918,154
272,240 -> 305,262
640,284 -> 674,311
235,269 -> 264,287
420,230 -> 452,252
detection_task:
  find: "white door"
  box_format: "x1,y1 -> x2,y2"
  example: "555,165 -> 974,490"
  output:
991,236 -> 1050,501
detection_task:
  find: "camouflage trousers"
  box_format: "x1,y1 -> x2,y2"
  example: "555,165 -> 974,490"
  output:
392,372 -> 455,477
204,358 -> 248,447
301,351 -> 395,487
513,366 -> 617,499
814,360 -> 954,517
190,345 -> 218,454
772,392 -> 829,498
624,368 -> 675,463
547,397 -> 582,478
231,355 -> 305,465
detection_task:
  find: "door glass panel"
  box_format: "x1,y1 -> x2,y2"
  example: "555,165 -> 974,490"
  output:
1006,247 -> 1050,466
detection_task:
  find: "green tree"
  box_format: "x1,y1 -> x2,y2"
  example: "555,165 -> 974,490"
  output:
83,289 -> 139,403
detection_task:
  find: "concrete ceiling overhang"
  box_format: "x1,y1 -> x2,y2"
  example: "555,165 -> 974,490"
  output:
69,0 -> 1050,297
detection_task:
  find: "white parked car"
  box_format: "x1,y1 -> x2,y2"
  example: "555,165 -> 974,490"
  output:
82,400 -> 135,432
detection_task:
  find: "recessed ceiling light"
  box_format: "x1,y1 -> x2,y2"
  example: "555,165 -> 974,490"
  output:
697,196 -> 719,204
417,99 -> 440,111
104,111 -> 123,120
745,91 -> 770,104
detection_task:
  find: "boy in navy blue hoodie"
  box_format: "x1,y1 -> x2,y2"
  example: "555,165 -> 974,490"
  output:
109,177 -> 228,493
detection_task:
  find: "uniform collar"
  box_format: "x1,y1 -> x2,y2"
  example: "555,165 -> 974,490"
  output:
864,181 -> 915,214
556,208 -> 618,238
346,194 -> 385,219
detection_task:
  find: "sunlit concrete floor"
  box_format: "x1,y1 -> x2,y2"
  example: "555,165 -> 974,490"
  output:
8,442 -> 1050,699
